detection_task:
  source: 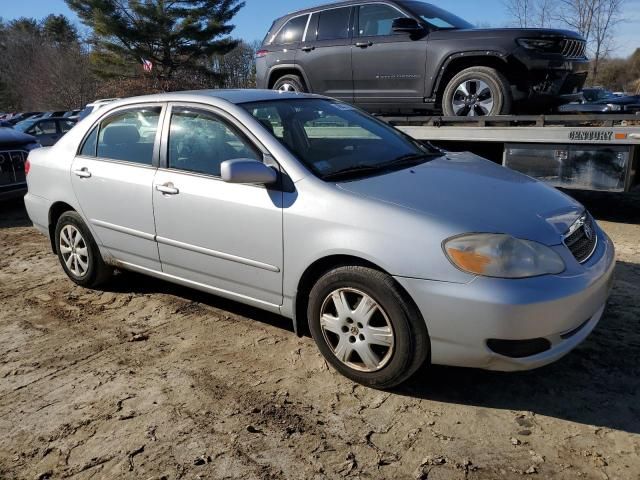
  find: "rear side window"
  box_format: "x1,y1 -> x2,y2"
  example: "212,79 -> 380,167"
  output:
96,107 -> 161,165
60,120 -> 76,133
317,7 -> 351,41
274,15 -> 308,44
31,120 -> 57,135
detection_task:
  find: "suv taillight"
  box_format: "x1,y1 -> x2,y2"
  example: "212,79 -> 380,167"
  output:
25,159 -> 31,175
256,49 -> 268,58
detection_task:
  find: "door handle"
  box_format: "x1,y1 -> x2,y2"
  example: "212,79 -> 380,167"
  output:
355,41 -> 373,48
73,167 -> 91,178
301,45 -> 315,52
155,183 -> 179,195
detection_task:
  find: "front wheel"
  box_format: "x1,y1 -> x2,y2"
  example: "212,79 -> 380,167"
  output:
442,66 -> 512,117
55,211 -> 112,288
308,266 -> 429,389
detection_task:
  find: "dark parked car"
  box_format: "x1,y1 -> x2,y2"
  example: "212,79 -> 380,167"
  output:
256,0 -> 589,116
13,117 -> 77,146
558,87 -> 640,114
0,127 -> 40,200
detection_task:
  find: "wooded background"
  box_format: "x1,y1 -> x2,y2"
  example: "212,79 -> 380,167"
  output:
0,0 -> 637,112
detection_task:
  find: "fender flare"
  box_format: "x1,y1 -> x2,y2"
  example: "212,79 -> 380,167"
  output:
429,50 -> 509,99
267,64 -> 312,91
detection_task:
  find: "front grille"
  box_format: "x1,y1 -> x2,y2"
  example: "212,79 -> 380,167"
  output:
561,39 -> 587,59
564,213 -> 597,263
0,149 -> 28,186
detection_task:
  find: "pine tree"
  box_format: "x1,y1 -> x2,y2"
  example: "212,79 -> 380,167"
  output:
65,0 -> 244,80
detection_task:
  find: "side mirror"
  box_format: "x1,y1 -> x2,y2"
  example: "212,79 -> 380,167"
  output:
392,17 -> 422,32
220,158 -> 278,185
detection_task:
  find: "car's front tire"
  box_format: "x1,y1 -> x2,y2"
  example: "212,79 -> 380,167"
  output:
442,66 -> 512,116
273,74 -> 307,93
308,266 -> 429,389
55,211 -> 112,288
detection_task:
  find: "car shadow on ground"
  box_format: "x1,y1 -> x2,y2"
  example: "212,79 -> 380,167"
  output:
0,198 -> 32,228
108,260 -> 640,436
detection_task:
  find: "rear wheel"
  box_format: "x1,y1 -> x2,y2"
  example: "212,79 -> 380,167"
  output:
308,266 -> 429,389
55,211 -> 112,288
273,74 -> 307,93
442,66 -> 512,117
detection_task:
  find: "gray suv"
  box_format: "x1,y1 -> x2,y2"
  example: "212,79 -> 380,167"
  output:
256,0 -> 589,116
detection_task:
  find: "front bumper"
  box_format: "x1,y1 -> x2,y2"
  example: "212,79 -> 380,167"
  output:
395,229 -> 615,371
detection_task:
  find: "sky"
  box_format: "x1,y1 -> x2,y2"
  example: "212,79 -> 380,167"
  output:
1,0 -> 638,57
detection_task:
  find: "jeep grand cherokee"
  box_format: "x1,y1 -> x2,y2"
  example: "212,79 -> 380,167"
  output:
256,0 -> 589,116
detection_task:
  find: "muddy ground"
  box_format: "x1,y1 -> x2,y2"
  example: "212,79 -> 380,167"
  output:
0,191 -> 638,480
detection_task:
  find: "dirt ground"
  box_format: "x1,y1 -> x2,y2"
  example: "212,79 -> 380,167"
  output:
0,191 -> 638,480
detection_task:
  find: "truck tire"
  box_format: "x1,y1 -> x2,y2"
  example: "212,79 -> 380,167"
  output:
307,266 -> 429,389
443,66 -> 512,116
273,74 -> 307,93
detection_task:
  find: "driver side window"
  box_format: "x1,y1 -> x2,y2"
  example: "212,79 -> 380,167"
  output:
357,4 -> 406,37
168,108 -> 261,177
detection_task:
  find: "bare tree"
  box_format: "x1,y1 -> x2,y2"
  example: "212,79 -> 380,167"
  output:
212,40 -> 260,88
590,0 -> 625,82
504,0 -> 557,27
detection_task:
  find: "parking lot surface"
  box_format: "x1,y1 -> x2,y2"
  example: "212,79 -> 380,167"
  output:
0,192 -> 638,479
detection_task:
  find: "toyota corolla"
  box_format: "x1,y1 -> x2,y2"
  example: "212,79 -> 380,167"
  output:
24,90 -> 615,388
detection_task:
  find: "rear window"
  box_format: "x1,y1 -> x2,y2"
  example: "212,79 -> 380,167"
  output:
317,7 -> 352,41
272,15 -> 309,44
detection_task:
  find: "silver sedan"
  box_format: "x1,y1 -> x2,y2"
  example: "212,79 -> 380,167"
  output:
24,90 -> 615,388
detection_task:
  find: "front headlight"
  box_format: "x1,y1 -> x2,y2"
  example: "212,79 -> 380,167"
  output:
605,103 -> 622,111
517,38 -> 563,54
443,233 -> 565,278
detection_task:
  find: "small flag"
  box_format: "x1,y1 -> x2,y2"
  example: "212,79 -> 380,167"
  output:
141,57 -> 153,73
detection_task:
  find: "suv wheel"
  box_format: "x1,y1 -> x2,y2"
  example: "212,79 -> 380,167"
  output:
442,66 -> 512,116
308,266 -> 429,389
273,74 -> 306,93
55,211 -> 112,288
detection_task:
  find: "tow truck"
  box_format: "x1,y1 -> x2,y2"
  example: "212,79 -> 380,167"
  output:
382,114 -> 640,192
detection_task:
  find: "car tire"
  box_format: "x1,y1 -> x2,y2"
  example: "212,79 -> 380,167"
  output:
273,74 -> 307,93
442,66 -> 512,117
55,211 -> 112,288
308,266 -> 429,389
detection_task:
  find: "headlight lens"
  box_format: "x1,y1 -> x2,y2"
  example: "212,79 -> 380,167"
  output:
605,103 -> 622,111
444,234 -> 565,278
517,38 -> 563,53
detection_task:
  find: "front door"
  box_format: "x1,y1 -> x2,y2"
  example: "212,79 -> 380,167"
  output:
351,3 -> 428,108
70,105 -> 163,270
297,6 -> 354,101
152,105 -> 283,308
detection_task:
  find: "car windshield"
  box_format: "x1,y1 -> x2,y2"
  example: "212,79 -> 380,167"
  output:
241,98 -> 441,181
14,120 -> 36,132
402,1 -> 474,30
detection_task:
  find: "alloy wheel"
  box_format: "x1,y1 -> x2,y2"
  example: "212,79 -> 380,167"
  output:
319,288 -> 394,372
277,82 -> 298,93
59,225 -> 89,278
451,79 -> 494,116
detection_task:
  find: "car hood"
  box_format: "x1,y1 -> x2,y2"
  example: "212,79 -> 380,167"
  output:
337,153 -> 584,246
594,95 -> 640,105
429,27 -> 584,41
0,127 -> 36,147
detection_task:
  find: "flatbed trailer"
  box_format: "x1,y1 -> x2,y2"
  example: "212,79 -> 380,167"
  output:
381,114 -> 640,193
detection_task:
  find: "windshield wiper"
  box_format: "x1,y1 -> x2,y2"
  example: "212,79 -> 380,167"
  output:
323,152 -> 438,181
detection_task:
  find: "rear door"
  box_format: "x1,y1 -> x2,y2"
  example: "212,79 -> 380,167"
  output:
351,3 -> 428,107
297,6 -> 354,101
70,104 -> 164,270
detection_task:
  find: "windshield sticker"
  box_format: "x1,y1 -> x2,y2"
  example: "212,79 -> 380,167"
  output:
314,161 -> 332,171
333,103 -> 355,111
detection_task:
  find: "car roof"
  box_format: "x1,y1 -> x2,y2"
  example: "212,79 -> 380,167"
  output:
277,0 -> 417,19
108,89 -> 321,108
